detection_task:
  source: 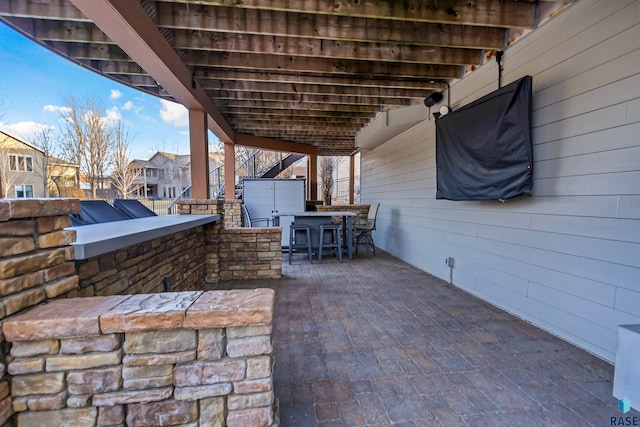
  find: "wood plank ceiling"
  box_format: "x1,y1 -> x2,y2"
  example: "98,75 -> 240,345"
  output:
0,0 -> 575,156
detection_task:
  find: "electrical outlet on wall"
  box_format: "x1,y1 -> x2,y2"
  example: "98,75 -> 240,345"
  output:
445,257 -> 454,267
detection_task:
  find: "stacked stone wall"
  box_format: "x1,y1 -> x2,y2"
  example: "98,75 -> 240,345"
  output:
2,290 -> 277,427
0,198 -> 282,425
178,200 -> 282,281
219,228 -> 282,281
72,224 -> 218,297
0,199 -> 81,426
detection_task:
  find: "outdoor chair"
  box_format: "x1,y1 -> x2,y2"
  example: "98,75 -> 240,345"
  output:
288,223 -> 312,264
241,204 -> 271,227
112,199 -> 157,219
318,223 -> 342,263
354,202 -> 379,257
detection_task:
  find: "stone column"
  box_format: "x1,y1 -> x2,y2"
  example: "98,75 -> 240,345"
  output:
0,198 -> 81,425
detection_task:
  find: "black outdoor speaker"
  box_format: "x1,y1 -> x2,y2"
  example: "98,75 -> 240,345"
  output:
424,92 -> 444,108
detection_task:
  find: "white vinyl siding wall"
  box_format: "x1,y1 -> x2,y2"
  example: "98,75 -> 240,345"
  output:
359,0 -> 640,363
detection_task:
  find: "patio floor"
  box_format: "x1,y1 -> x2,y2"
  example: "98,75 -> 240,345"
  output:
212,250 -> 638,426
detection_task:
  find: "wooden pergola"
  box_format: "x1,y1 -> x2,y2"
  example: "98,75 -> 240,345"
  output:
0,0 -> 575,200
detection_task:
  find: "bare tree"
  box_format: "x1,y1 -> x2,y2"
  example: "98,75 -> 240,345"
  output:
58,95 -> 114,198
319,156 -> 337,205
29,125 -> 56,197
110,121 -> 141,198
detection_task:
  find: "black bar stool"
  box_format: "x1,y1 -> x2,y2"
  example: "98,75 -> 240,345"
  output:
318,223 -> 342,263
289,223 -> 312,264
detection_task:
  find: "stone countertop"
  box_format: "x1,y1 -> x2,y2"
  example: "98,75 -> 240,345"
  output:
67,214 -> 220,260
3,289 -> 275,341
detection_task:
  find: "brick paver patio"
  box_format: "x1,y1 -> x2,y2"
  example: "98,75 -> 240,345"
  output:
213,250 -> 639,426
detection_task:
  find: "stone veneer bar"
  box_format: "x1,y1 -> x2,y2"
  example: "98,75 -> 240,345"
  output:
3,289 -> 277,427
69,214 -> 220,260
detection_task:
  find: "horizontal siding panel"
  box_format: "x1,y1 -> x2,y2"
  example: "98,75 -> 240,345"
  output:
417,207 -> 532,229
533,171 -> 640,196
627,97 -> 640,123
481,196 -> 620,218
463,260 -> 529,296
528,282 -> 640,332
533,103 -> 627,145
534,47 -> 640,111
449,241 -> 617,306
507,1 -> 637,89
534,72 -> 640,128
444,231 -> 640,291
477,224 -> 640,268
534,146 -> 640,178
474,278 -> 616,360
615,288 -> 640,316
535,122 -> 640,161
619,196 -> 640,219
413,195 -> 620,218
530,214 -> 640,243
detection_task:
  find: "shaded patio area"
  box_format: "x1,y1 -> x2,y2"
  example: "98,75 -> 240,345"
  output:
211,251 -> 637,427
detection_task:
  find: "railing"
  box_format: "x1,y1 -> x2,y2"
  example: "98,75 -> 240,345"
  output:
214,150 -> 293,199
166,149 -> 296,207
320,175 -> 361,205
168,164 -> 225,213
106,198 -> 176,216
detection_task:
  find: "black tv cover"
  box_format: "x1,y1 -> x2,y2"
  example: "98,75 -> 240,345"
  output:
435,75 -> 533,201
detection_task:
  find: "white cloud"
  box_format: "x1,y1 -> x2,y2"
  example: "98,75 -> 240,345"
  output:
159,99 -> 188,127
104,106 -> 122,126
110,89 -> 122,100
0,121 -> 54,142
43,104 -> 72,115
122,101 -> 134,111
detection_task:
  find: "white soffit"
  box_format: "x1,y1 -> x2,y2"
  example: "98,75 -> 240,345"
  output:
356,104 -> 428,150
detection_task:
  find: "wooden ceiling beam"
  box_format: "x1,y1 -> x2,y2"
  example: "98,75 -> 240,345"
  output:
210,90 -> 420,107
171,30 -> 482,66
0,0 -> 89,22
200,79 -> 435,99
156,3 -> 506,49
68,0 -> 235,143
228,113 -> 370,122
0,16 -> 113,43
95,60 -> 148,75
235,124 -> 358,133
195,70 -> 449,91
218,99 -> 382,113
44,41 -> 130,61
235,133 -> 318,156
156,0 -> 535,29
219,107 -> 374,119
185,51 -> 462,79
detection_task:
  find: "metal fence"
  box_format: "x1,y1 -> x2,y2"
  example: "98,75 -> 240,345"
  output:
318,176 -> 360,205
113,198 -> 176,216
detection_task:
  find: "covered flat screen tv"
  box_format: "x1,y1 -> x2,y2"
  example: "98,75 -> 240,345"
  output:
435,75 -> 533,201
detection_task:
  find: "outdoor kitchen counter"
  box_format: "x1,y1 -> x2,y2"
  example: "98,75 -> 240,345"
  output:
67,214 -> 220,259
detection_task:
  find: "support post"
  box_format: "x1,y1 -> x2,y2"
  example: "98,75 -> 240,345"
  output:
308,154 -> 318,201
224,142 -> 235,201
189,109 -> 209,199
349,154 -> 355,204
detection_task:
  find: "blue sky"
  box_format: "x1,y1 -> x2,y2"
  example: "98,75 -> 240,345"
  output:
0,22 -> 215,160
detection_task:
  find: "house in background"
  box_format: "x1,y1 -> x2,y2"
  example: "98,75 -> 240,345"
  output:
130,151 -> 224,199
0,129 -> 46,198
48,156 -> 81,198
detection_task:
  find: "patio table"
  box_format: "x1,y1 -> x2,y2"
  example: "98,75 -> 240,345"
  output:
272,211 -> 357,260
